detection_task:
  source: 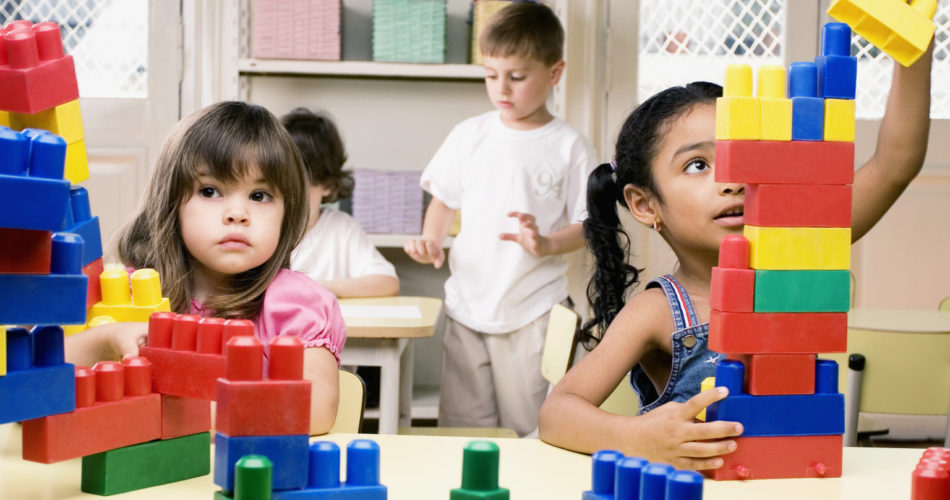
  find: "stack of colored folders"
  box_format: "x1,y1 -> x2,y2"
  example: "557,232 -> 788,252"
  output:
703,22 -> 858,480
352,169 -> 424,234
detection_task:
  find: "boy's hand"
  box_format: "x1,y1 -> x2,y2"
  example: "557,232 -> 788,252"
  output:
404,238 -> 446,269
500,212 -> 550,257
633,387 -> 743,470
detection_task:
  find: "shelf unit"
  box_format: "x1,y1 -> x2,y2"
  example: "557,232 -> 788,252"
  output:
238,59 -> 486,81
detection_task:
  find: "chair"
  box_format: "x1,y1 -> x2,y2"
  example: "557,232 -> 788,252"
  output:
939,296 -> 950,312
329,369 -> 366,434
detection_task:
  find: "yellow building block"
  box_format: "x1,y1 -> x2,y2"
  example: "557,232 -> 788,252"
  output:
0,111 -> 9,128
64,139 -> 89,184
716,64 -> 760,140
89,268 -> 171,323
824,98 -> 855,142
62,324 -> 87,336
827,0 -> 936,67
744,225 -> 851,270
1,325 -> 6,376
10,99 -> 84,143
757,65 -> 792,141
696,376 -> 715,421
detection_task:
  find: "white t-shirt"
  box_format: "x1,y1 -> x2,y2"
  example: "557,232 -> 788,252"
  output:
421,111 -> 596,333
291,206 -> 397,283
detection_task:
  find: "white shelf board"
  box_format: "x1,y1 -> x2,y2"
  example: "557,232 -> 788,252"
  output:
369,234 -> 454,249
238,59 -> 486,80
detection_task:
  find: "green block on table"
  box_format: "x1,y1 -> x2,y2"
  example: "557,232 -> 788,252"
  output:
80,432 -> 211,495
450,441 -> 510,500
754,269 -> 851,312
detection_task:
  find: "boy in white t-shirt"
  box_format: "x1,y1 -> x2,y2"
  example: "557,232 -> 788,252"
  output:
404,2 -> 596,437
282,108 -> 399,297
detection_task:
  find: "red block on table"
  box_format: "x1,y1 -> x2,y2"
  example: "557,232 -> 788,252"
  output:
709,310 -> 847,353
705,434 -> 842,480
82,257 -> 104,309
0,22 -> 80,114
745,184 -> 852,228
21,359 -> 162,463
0,228 -> 50,274
710,267 -> 754,312
728,353 -> 816,395
912,448 -> 950,500
161,395 -> 211,439
715,140 -> 854,185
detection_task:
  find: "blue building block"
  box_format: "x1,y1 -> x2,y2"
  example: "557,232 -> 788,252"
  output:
272,440 -> 387,500
20,129 -> 67,179
816,23 -> 857,99
788,62 -> 825,141
0,326 -> 76,424
707,359 -> 844,436
214,433 -> 309,492
0,233 -> 87,325
60,187 -> 102,266
0,173 -> 70,231
582,451 -> 702,500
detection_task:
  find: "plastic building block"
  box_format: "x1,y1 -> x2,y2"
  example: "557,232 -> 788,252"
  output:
22,358 -> 163,463
81,257 -> 104,310
706,359 -> 844,436
709,310 -> 847,353
744,183 -> 852,228
754,269 -> 851,312
715,64 -> 760,140
0,233 -> 88,325
63,138 -> 88,183
0,326 -> 75,423
757,65 -> 792,141
788,62 -> 824,141
728,353 -> 816,395
912,448 -> 950,500
0,228 -> 51,274
0,128 -> 71,231
450,441 -> 509,500
583,450 -> 703,500
216,455 -> 273,500
217,336 -> 311,436
714,140 -> 854,185
710,234 -> 754,312
89,268 -> 171,323
824,98 -> 856,142
696,377 -> 715,422
0,22 -> 80,114
214,432 -> 310,491
705,434 -> 842,480
0,110 -> 8,126
161,395 -> 212,439
827,0 -> 936,67
81,431 -> 211,495
270,440 -> 388,499
744,225 -> 851,270
10,99 -> 84,143
60,186 -> 101,266
816,23 -> 857,100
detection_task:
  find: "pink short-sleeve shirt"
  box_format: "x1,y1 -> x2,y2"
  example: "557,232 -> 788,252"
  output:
191,269 -> 347,367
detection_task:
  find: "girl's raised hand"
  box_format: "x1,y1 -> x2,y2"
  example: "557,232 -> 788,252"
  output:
499,211 -> 550,256
403,238 -> 446,269
632,387 -> 743,470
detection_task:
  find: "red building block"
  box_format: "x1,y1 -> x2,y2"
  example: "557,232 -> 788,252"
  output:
705,434 -> 842,480
215,336 -> 311,436
745,184 -> 852,228
139,312 -> 254,401
161,395 -> 211,439
0,22 -> 79,114
913,448 -> 950,500
0,228 -> 50,273
22,358 -> 162,463
711,235 -> 755,312
715,140 -> 854,185
728,353 -> 816,395
709,310 -> 847,353
82,257 -> 104,309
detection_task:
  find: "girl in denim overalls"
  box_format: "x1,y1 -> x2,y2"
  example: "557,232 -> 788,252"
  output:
538,41 -> 933,470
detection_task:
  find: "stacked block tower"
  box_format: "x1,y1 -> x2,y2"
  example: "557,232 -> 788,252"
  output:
703,22 -> 858,480
582,450 -> 703,500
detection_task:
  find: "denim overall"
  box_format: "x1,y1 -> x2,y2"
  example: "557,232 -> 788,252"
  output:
632,274 -> 721,415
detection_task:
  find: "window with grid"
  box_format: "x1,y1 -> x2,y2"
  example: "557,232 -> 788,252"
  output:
854,2 -> 950,119
638,0 -> 786,102
0,0 -> 148,98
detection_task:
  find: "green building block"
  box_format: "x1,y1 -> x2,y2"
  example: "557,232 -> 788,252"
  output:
753,269 -> 851,312
215,455 -> 273,500
81,432 -> 211,495
450,441 -> 509,500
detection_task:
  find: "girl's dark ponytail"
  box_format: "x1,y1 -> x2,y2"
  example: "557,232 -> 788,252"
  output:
580,163 -> 639,347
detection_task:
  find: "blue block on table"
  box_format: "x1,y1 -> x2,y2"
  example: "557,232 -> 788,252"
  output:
273,440 -> 387,500
60,187 -> 102,265
272,484 -> 388,499
0,273 -> 88,325
214,433 -> 309,491
791,97 -> 825,141
816,55 -> 857,100
0,173 -> 70,231
0,326 -> 75,424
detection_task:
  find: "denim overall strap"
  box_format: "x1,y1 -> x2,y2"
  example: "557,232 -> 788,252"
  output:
646,274 -> 700,331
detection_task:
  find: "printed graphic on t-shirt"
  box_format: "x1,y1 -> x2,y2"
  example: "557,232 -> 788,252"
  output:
532,166 -> 563,201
